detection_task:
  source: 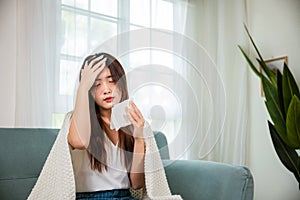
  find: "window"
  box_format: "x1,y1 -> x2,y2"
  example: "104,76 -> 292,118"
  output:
56,0 -> 178,144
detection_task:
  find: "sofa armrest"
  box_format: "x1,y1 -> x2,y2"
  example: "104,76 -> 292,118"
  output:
163,160 -> 254,200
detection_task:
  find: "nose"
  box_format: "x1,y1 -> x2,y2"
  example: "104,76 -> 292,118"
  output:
102,82 -> 112,95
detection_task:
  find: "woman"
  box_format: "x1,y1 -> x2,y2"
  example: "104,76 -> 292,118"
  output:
68,53 -> 145,199
27,52 -> 182,200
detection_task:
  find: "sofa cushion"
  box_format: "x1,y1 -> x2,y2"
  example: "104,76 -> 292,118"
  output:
163,160 -> 254,200
0,128 -> 59,200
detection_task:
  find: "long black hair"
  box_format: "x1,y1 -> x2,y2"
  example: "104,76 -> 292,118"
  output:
79,52 -> 134,172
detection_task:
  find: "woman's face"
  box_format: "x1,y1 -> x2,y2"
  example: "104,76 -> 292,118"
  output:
93,67 -> 122,110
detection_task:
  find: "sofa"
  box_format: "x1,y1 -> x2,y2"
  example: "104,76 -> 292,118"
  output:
0,128 -> 254,200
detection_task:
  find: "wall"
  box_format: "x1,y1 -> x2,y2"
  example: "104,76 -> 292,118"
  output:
247,0 -> 300,199
0,0 -> 16,127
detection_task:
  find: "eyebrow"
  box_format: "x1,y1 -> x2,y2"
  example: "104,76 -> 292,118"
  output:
95,75 -> 113,81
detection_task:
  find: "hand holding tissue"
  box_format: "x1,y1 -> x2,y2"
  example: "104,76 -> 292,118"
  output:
110,99 -> 132,131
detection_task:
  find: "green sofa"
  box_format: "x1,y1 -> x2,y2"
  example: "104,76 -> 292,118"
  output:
0,128 -> 254,200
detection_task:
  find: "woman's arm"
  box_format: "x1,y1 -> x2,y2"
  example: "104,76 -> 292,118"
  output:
127,101 -> 146,189
130,138 -> 145,189
68,88 -> 90,149
68,56 -> 106,149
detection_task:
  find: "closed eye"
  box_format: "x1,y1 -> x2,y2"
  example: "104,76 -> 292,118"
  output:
93,82 -> 101,87
107,76 -> 115,83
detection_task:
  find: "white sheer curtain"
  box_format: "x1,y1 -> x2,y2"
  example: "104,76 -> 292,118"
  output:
13,0 -> 249,165
181,0 -> 249,165
15,0 -> 59,128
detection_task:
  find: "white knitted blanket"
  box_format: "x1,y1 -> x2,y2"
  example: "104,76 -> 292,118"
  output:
27,112 -> 182,200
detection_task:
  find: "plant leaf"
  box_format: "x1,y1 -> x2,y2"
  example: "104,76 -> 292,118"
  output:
262,76 -> 288,144
286,95 -> 300,148
282,63 -> 300,113
256,58 -> 277,87
238,45 -> 262,77
277,70 -> 286,119
268,121 -> 300,183
243,25 -> 277,85
244,25 -> 265,63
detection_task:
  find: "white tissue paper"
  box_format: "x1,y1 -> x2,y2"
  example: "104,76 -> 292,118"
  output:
110,99 -> 132,131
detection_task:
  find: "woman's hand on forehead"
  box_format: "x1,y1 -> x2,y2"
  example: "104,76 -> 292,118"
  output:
79,55 -> 107,91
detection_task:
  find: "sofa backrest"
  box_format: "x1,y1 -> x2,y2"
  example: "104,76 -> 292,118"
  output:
0,128 -> 169,200
153,131 -> 170,159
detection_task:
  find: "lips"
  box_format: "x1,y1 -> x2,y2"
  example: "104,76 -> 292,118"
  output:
104,97 -> 114,103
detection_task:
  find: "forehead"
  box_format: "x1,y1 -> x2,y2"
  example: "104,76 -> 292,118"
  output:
97,67 -> 111,79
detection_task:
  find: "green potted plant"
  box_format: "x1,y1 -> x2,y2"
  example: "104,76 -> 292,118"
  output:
238,25 -> 300,189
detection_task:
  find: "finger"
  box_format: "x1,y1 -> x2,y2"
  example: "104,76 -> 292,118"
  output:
94,64 -> 106,77
125,113 -> 135,124
83,55 -> 97,69
129,101 -> 143,119
88,55 -> 104,68
93,57 -> 107,72
91,58 -> 107,81
126,106 -> 139,123
126,112 -> 142,128
127,106 -> 144,128
125,109 -> 135,122
83,60 -> 89,69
